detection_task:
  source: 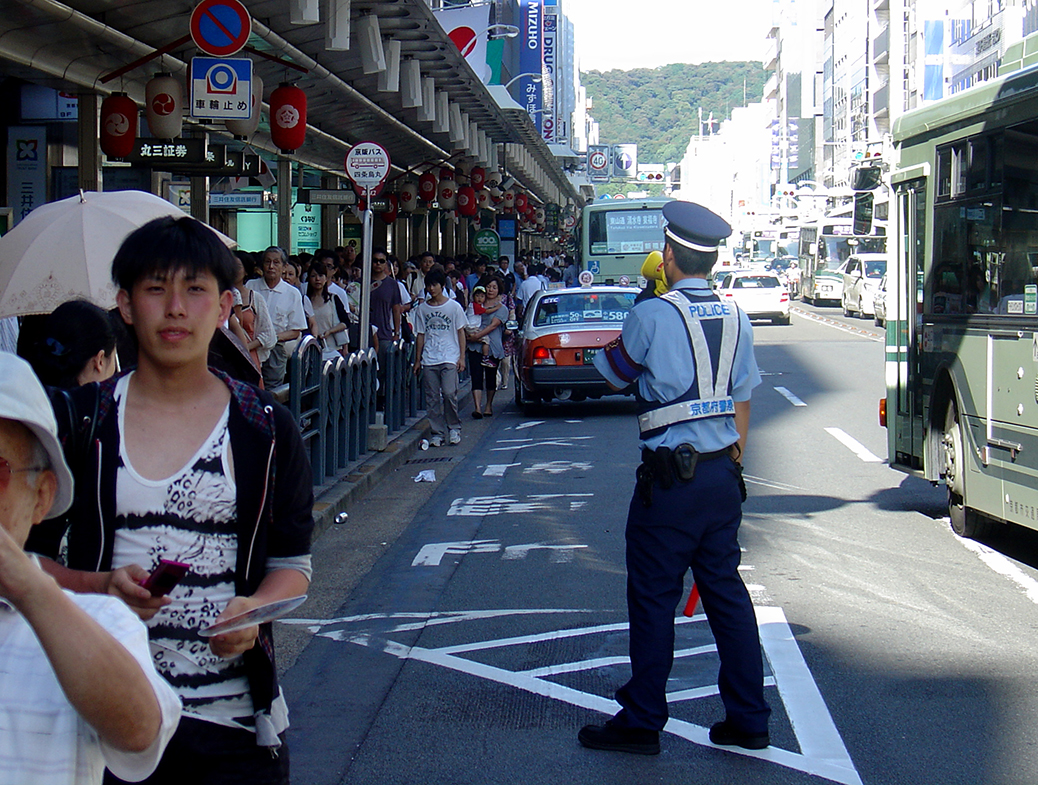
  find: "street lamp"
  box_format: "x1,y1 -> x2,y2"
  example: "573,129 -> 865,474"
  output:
503,72 -> 543,91
459,24 -> 520,57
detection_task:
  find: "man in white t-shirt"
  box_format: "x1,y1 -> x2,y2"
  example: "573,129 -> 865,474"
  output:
0,353 -> 180,784
246,247 -> 308,387
412,269 -> 467,446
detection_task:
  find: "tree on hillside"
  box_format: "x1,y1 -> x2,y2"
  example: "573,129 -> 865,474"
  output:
582,62 -> 766,163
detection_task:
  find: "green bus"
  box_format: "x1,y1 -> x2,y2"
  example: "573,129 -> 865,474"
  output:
581,197 -> 670,284
884,62 -> 1038,538
798,215 -> 886,305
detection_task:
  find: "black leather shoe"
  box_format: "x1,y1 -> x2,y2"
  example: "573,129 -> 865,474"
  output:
709,720 -> 770,750
578,721 -> 660,755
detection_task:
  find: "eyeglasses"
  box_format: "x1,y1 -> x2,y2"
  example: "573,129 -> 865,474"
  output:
373,257 -> 388,264
0,457 -> 47,491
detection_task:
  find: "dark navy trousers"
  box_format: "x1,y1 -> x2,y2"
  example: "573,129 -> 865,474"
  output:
613,455 -> 771,734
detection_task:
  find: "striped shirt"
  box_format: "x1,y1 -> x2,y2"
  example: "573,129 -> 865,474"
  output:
111,375 -> 253,730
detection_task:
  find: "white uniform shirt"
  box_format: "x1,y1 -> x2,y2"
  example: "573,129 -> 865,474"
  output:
245,278 -> 307,336
0,566 -> 181,785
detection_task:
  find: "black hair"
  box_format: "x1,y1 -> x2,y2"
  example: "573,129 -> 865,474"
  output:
425,268 -> 448,289
20,299 -> 122,389
306,260 -> 332,303
111,216 -> 237,293
667,241 -> 717,277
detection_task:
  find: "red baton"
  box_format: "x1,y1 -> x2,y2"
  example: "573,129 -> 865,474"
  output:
682,583 -> 700,617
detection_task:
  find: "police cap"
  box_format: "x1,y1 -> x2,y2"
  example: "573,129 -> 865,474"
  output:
662,201 -> 732,253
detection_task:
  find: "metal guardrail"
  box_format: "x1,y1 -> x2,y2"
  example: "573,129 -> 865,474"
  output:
277,337 -> 421,489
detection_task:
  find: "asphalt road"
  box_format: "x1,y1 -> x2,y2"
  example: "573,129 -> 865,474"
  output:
276,303 -> 1038,785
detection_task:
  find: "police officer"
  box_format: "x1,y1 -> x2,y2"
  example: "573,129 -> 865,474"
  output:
579,201 -> 771,756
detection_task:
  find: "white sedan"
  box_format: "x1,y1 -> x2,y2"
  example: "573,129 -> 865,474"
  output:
716,270 -> 791,325
841,253 -> 887,318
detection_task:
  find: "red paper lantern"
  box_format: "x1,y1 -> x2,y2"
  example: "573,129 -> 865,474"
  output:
515,192 -> 528,212
502,190 -> 515,213
269,83 -> 307,153
100,93 -> 138,159
439,177 -> 457,210
418,171 -> 438,202
470,166 -> 486,190
457,186 -> 477,218
380,194 -> 399,224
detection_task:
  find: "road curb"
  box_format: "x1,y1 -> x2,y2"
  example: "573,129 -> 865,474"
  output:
310,383 -> 475,540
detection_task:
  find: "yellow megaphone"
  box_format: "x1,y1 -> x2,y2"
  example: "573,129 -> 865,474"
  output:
640,250 -> 668,296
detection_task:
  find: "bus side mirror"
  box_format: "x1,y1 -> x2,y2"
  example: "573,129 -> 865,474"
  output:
853,192 -> 874,236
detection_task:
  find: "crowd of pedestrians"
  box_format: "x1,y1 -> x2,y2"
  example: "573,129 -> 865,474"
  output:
0,219 -> 575,783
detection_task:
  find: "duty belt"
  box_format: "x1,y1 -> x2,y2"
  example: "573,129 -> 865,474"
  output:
635,443 -> 733,507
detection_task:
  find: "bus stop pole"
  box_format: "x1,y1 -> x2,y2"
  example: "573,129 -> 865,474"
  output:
358,199 -> 374,352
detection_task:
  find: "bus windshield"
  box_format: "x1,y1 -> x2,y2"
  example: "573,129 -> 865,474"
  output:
819,235 -> 886,269
587,209 -> 665,255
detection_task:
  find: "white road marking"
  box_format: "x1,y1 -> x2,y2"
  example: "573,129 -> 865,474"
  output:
447,494 -> 593,516
775,386 -> 807,407
791,306 -> 883,343
491,436 -> 594,452
743,475 -> 808,492
824,427 -> 882,462
523,461 -> 593,475
757,605 -> 860,781
483,463 -> 521,477
293,607 -> 862,785
952,531 -> 1038,605
502,543 -> 588,563
514,420 -> 546,430
411,540 -> 590,567
412,540 -> 500,566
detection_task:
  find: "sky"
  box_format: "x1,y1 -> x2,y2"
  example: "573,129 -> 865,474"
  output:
559,0 -> 773,72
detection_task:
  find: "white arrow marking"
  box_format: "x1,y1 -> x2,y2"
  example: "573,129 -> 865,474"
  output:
411,540 -> 501,567
483,463 -> 521,477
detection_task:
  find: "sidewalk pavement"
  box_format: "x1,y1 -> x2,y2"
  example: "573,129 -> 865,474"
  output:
309,378 -> 480,540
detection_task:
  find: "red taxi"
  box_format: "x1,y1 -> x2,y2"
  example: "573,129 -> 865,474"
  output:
513,286 -> 639,409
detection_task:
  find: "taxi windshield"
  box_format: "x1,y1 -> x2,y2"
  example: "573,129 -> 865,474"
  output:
533,291 -> 637,327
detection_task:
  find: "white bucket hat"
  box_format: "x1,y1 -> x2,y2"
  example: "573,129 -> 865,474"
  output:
0,353 -> 74,518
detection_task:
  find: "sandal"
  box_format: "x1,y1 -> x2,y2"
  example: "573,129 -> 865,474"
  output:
472,411 -> 484,419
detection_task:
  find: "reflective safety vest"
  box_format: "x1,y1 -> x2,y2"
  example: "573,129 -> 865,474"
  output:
637,288 -> 741,439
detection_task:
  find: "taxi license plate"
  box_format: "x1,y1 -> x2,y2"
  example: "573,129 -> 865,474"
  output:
582,348 -> 599,364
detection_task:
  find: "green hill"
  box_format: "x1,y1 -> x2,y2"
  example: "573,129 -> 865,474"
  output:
581,62 -> 767,164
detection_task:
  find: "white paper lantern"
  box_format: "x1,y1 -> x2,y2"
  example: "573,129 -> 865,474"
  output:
145,73 -> 182,140
225,75 -> 264,139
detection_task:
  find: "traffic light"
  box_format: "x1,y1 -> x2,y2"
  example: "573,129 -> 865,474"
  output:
777,184 -> 796,198
637,171 -> 665,182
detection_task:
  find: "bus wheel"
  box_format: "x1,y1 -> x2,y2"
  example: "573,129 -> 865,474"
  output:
942,403 -> 988,538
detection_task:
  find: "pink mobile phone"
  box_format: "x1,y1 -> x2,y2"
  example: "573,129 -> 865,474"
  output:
141,559 -> 190,597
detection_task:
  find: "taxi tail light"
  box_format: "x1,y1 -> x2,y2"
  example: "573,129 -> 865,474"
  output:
780,291 -> 789,303
532,346 -> 556,365
879,397 -> 887,428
